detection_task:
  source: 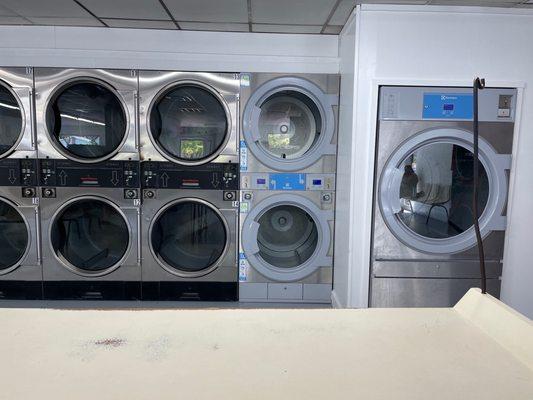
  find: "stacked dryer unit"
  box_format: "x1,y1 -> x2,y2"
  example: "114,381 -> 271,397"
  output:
238,73 -> 339,303
35,68 -> 142,300
138,71 -> 239,301
0,67 -> 41,299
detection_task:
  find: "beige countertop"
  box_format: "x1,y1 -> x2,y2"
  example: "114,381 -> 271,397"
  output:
2,289 -> 532,399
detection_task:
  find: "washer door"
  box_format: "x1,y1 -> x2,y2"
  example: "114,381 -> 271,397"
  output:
0,199 -> 29,275
242,194 -> 332,281
242,77 -> 337,171
46,79 -> 127,162
50,198 -> 130,276
379,128 -> 510,254
149,83 -> 230,165
150,199 -> 229,277
0,82 -> 24,158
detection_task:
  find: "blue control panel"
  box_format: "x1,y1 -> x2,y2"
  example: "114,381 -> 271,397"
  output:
422,93 -> 473,120
269,173 -> 306,190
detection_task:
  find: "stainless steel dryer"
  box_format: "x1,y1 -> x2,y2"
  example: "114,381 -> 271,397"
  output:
239,173 -> 335,303
40,160 -> 141,300
371,86 -> 516,307
0,159 -> 41,299
239,73 -> 339,176
141,162 -> 239,301
139,71 -> 239,165
35,68 -> 138,163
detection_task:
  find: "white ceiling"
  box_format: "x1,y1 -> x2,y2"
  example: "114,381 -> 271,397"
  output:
0,0 -> 531,34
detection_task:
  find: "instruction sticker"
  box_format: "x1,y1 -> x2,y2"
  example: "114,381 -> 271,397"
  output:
240,74 -> 251,87
240,140 -> 248,172
239,253 -> 248,282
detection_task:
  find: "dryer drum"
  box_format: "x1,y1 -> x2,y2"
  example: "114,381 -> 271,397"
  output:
50,198 -> 130,274
46,80 -> 127,161
149,84 -> 229,164
0,199 -> 28,272
0,83 -> 23,157
150,199 -> 228,277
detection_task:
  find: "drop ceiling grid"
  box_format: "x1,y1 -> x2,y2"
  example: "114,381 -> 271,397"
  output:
0,0 -> 530,33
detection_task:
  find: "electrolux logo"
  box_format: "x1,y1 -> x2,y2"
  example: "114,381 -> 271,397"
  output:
441,95 -> 459,101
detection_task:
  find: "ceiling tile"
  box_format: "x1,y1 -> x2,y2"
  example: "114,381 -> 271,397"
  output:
252,0 -> 337,24
103,18 -> 176,29
0,16 -> 31,24
27,17 -> 103,26
164,0 -> 248,23
428,0 -> 521,5
252,23 -> 323,33
79,0 -> 170,20
329,0 -> 355,25
0,0 -> 93,17
179,21 -> 249,31
323,24 -> 343,34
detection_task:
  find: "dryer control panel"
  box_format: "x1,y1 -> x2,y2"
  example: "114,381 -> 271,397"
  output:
39,159 -> 140,188
141,162 -> 238,190
240,172 -> 335,191
0,158 -> 37,187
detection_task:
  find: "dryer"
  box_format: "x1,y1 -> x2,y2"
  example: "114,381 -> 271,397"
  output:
239,73 -> 339,176
39,160 -> 141,300
239,174 -> 334,303
0,67 -> 35,159
141,161 -> 239,301
371,86 -> 516,307
0,159 -> 41,299
139,71 -> 239,165
35,68 -> 138,163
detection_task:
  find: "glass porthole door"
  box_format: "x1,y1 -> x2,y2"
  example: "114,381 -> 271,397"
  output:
0,83 -> 24,157
149,83 -> 231,165
242,77 -> 337,171
379,128 -> 510,254
241,194 -> 332,281
150,199 -> 229,277
0,199 -> 29,274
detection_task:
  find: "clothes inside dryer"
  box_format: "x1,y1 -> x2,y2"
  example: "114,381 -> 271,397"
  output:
0,84 -> 23,156
0,200 -> 28,270
151,200 -> 227,274
257,91 -> 321,160
257,204 -> 318,268
46,81 -> 127,160
50,199 -> 129,272
149,85 -> 228,163
396,142 -> 489,239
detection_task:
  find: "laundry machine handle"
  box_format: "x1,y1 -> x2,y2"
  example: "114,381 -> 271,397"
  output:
242,220 -> 260,256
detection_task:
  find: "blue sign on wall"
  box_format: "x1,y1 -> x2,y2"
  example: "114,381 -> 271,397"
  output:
423,93 -> 473,120
269,173 -> 306,190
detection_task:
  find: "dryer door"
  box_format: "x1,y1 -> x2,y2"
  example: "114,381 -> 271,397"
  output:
148,82 -> 231,165
242,77 -> 337,171
50,197 -> 131,276
150,199 -> 229,277
379,128 -> 510,254
0,81 -> 25,157
0,198 -> 30,275
45,79 -> 128,162
241,194 -> 332,281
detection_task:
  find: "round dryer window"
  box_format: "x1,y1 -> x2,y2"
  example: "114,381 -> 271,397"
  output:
379,128 -> 510,254
0,83 -> 23,157
50,198 -> 130,276
242,77 -> 337,171
0,199 -> 29,273
150,199 -> 228,277
241,194 -> 332,282
46,80 -> 127,161
149,84 -> 229,164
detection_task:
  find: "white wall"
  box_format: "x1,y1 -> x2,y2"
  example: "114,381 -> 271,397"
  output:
0,26 -> 338,73
341,4 -> 533,318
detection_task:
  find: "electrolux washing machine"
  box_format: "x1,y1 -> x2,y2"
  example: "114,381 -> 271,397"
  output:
0,159 -> 41,299
141,161 -> 239,301
35,68 -> 138,163
239,73 -> 339,177
39,160 -> 141,300
139,71 -> 239,165
239,173 -> 335,303
0,67 -> 36,159
371,86 -> 516,308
